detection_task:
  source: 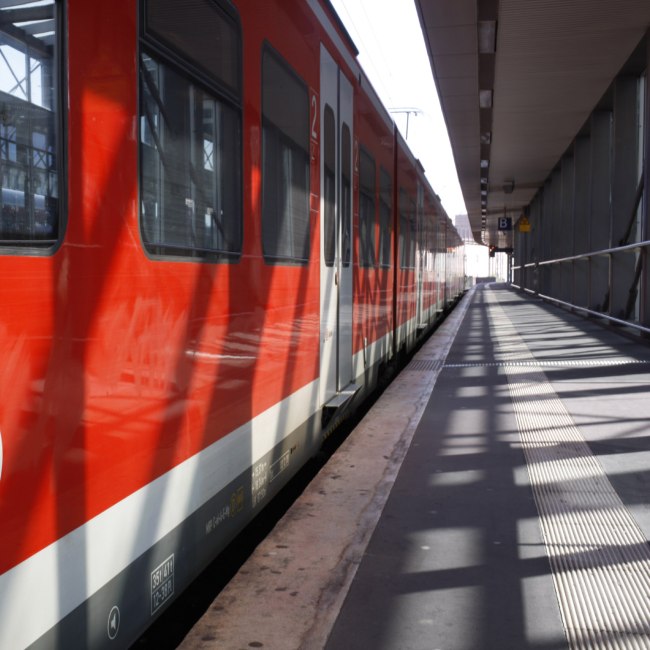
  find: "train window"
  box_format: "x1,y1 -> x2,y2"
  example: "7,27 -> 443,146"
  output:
323,105 -> 335,267
399,188 -> 408,268
143,0 -> 240,99
262,48 -> 310,264
410,210 -> 417,268
379,167 -> 392,268
0,0 -> 61,251
399,188 -> 415,269
139,0 -> 242,261
341,123 -> 351,268
358,147 -> 376,268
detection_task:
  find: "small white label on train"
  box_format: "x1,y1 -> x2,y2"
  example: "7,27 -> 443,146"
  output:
251,459 -> 269,507
151,554 -> 175,615
269,450 -> 290,483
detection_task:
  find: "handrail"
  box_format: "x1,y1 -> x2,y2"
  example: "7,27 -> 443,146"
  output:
511,239 -> 650,271
509,284 -> 650,336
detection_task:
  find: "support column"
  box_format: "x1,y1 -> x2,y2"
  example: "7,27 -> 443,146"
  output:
549,168 -> 562,299
641,34 -> 650,329
513,220 -> 524,287
540,181 -> 553,295
515,193 -> 534,289
560,153 -> 575,303
524,200 -> 533,289
530,194 -> 542,293
574,136 -> 591,306
589,111 -> 612,311
610,77 -> 640,318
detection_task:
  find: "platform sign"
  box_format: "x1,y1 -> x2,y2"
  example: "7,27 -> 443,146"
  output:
498,217 -> 512,231
518,216 -> 531,232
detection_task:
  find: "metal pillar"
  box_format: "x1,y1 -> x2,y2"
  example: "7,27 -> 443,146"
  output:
513,222 -> 522,286
589,111 -> 612,312
540,180 -> 553,294
560,153 -> 575,303
641,34 -> 650,328
573,136 -> 591,306
610,77 -> 640,318
549,168 -> 562,299
530,194 -> 542,293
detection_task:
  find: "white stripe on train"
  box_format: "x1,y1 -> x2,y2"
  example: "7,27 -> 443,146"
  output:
0,323 -> 416,648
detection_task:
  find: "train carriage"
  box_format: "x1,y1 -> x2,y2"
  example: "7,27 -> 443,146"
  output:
0,0 -> 464,647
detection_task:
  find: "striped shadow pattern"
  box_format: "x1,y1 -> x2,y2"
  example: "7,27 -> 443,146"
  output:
487,291 -> 650,650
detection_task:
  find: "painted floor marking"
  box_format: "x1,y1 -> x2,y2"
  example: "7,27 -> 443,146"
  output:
487,290 -> 650,650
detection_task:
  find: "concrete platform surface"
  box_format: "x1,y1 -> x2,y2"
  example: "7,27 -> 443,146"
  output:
179,285 -> 650,650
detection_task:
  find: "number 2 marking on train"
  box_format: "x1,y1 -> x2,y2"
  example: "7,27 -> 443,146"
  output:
310,90 -> 318,140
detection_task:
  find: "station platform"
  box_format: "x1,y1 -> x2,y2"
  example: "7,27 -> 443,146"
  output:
179,284 -> 650,650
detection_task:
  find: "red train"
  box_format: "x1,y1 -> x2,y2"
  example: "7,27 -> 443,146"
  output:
0,0 -> 464,646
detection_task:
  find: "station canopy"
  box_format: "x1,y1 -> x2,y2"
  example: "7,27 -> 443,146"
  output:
416,0 -> 650,246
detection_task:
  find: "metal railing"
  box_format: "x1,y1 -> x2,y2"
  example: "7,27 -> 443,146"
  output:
511,239 -> 650,336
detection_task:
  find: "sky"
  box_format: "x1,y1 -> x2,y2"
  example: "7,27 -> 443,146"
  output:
329,0 -> 468,219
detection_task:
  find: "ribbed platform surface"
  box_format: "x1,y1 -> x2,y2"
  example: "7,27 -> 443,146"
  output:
181,285 -> 650,650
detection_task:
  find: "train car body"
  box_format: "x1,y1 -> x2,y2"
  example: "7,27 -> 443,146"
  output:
0,0 -> 464,646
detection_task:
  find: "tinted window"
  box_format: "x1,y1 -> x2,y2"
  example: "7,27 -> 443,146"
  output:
359,147 -> 375,268
379,167 -> 392,267
262,49 -> 310,264
0,0 -> 61,250
399,188 -> 415,269
145,0 -> 239,97
323,105 -> 335,267
140,0 -> 242,261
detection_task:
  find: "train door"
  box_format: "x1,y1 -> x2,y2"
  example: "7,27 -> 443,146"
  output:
320,45 -> 354,406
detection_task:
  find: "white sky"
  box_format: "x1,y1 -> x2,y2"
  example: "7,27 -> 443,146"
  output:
329,0 -> 467,219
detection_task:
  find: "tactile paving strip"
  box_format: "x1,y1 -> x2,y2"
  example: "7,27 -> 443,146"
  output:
405,358 -> 442,372
445,359 -> 650,368
487,291 -> 650,650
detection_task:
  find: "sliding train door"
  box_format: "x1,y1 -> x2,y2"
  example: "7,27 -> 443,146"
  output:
320,45 -> 353,405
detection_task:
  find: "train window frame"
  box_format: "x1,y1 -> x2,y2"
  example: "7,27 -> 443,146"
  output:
378,166 -> 392,268
261,44 -> 310,266
358,145 -> 376,268
0,0 -> 65,256
399,188 -> 415,270
138,0 -> 243,263
323,104 -> 335,268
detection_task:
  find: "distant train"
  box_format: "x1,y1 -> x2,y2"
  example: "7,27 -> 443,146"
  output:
0,0 -> 464,647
